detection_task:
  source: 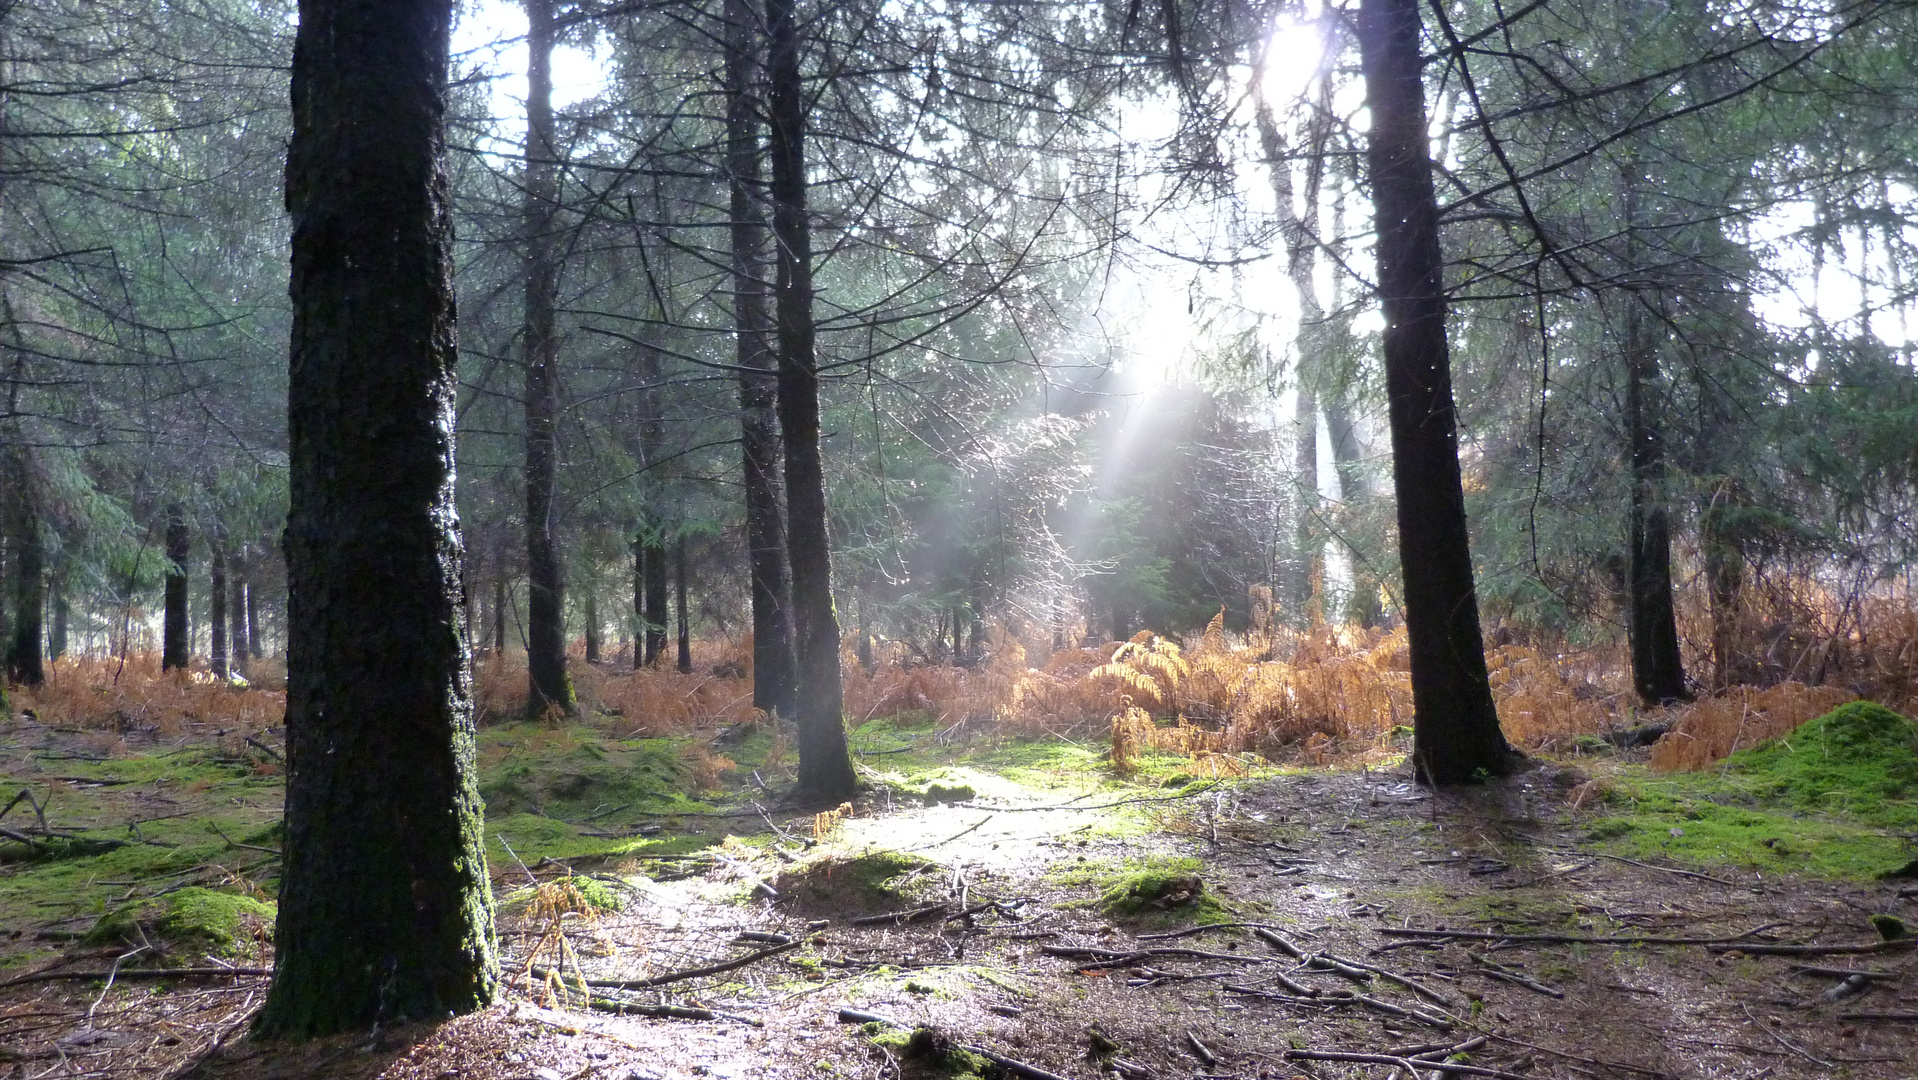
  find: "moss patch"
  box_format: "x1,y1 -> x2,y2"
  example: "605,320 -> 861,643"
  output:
477,724 -> 718,820
1585,702 -> 1918,879
774,848 -> 940,915
1049,854 -> 1234,923
88,887 -> 274,957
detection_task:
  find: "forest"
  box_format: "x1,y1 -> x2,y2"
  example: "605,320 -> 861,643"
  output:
1,0 -> 1917,1077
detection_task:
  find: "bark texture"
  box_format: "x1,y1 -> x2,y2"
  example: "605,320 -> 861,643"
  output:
767,0 -> 855,801
675,534 -> 692,674
210,526 -> 229,680
1623,293 -> 1689,704
1355,0 -> 1514,785
3,448 -> 43,686
256,0 -> 497,1037
727,0 -> 798,717
521,0 -> 574,717
162,503 -> 189,671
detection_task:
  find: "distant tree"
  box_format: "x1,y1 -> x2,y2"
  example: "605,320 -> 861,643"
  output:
161,503 -> 189,671
1355,0 -> 1515,784
255,0 -> 497,1037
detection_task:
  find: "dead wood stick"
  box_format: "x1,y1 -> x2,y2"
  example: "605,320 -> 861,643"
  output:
1469,954 -> 1563,999
1352,993 -> 1455,1028
1284,1049 -> 1527,1079
586,997 -> 763,1025
849,903 -> 949,927
1318,951 -> 1462,1008
1042,944 -> 1276,966
1541,848 -> 1734,885
1138,921 -> 1287,941
0,966 -> 270,989
1185,1031 -> 1215,1066
537,941 -> 800,990
0,825 -> 48,854
1709,938 -> 1916,957
1840,1011 -> 1918,1021
242,735 -> 282,761
1790,965 -> 1899,980
1380,924 -> 1780,946
209,822 -> 281,857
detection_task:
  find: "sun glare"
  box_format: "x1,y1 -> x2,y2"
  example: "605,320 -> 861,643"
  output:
455,0 -> 611,123
1257,10 -> 1329,107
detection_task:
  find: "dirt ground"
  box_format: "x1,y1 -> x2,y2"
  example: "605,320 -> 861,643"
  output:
3,727 -> 1916,1080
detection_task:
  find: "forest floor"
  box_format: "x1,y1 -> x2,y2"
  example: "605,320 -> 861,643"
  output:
1,704 -> 1915,1080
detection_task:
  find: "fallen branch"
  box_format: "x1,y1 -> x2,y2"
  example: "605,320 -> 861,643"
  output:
1543,848 -> 1733,886
1285,1048 -> 1529,1079
0,966 -> 271,989
534,941 -> 800,990
1469,954 -> 1564,998
586,997 -> 763,1025
1708,938 -> 1916,957
849,904 -> 949,927
1379,924 -> 1781,947
1042,944 -> 1276,968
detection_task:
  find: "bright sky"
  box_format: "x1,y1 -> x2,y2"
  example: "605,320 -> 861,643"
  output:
454,0 -> 612,124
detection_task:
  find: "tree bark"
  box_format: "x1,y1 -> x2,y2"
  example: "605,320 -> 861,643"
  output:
727,0 -> 798,718
245,551 -> 264,660
521,0 -> 573,717
767,0 -> 855,801
675,533 -> 692,674
1355,0 -> 1514,785
643,529 -> 668,666
162,502 -> 189,672
584,586 -> 600,664
210,525 -> 229,680
230,549 -> 250,676
1623,292 -> 1689,704
3,448 -> 43,685
256,0 -> 497,1037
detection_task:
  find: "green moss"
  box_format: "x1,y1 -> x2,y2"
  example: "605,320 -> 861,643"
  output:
87,887 -> 275,956
1584,702 -> 1918,879
866,1027 -> 991,1080
1050,854 -> 1234,923
775,848 -> 939,913
476,723 -> 717,820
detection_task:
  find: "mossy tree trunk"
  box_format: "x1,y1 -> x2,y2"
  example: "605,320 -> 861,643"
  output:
1356,0 -> 1515,785
255,0 -> 497,1038
767,0 -> 855,801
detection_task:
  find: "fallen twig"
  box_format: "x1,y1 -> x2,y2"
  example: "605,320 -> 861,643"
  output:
0,966 -> 271,989
586,997 -> 763,1025
534,940 -> 800,990
1284,1048 -> 1527,1078
1380,924 -> 1781,947
1543,848 -> 1734,885
849,903 -> 949,927
1709,938 -> 1916,957
1469,954 -> 1564,998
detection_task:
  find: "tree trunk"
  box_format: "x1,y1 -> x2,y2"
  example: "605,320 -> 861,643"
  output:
230,550 -> 250,675
246,550 -> 264,660
1623,290 -> 1689,704
643,530 -> 668,666
492,560 -> 508,657
727,0 -> 798,718
521,0 -> 573,718
3,448 -> 43,685
162,502 -> 189,672
767,0 -> 855,802
256,0 -> 497,1037
676,534 -> 692,674
1355,0 -> 1513,785
49,576 -> 67,663
210,525 -> 229,680
631,536 -> 645,669
583,586 -> 600,664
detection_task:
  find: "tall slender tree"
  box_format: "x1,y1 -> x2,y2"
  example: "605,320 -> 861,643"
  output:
726,0 -> 798,718
767,0 -> 855,801
1355,0 -> 1515,784
162,503 -> 189,671
522,0 -> 575,716
256,0 -> 497,1036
